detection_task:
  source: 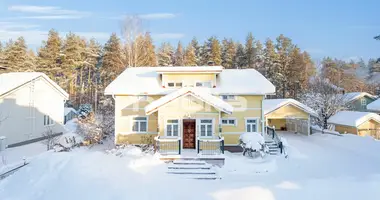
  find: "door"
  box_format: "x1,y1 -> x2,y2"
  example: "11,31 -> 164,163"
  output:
182,119 -> 196,149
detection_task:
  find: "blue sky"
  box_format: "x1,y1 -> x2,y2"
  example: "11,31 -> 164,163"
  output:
0,0 -> 379,61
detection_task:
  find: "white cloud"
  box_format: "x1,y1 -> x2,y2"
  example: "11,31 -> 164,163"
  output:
152,33 -> 185,39
0,22 -> 40,30
8,5 -> 91,19
138,13 -> 176,20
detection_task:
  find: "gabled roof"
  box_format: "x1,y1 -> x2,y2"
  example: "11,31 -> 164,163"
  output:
327,111 -> 380,127
104,67 -> 275,95
0,72 -> 69,99
342,92 -> 376,104
64,107 -> 77,115
145,87 -> 233,115
263,99 -> 318,117
367,99 -> 380,111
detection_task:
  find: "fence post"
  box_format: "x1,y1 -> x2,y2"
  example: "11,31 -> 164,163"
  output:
197,139 -> 200,154
178,139 -> 181,155
221,139 -> 224,154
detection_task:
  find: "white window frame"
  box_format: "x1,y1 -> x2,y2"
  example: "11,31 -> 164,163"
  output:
221,95 -> 236,101
44,115 -> 54,126
361,98 -> 367,106
132,116 -> 148,133
221,118 -> 237,126
165,119 -> 180,138
198,118 -> 214,138
195,81 -> 212,88
245,118 -> 259,132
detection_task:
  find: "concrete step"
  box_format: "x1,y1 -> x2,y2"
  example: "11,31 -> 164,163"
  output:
168,163 -> 212,170
172,160 -> 207,165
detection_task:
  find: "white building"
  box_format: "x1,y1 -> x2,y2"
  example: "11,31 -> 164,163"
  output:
0,72 -> 69,146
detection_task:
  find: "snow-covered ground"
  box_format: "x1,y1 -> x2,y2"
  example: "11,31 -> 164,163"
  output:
0,132 -> 380,200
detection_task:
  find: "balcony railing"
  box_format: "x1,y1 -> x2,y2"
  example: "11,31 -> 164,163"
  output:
266,126 -> 284,154
154,136 -> 181,155
197,136 -> 224,155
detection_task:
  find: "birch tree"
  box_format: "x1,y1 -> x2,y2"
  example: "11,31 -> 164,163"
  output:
121,15 -> 144,67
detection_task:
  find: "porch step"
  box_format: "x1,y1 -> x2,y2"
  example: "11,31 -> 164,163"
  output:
167,160 -> 220,180
265,140 -> 280,156
172,160 -> 207,165
167,169 -> 216,175
168,163 -> 212,170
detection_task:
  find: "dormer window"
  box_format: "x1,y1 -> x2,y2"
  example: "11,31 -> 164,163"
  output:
195,81 -> 212,88
167,82 -> 183,88
221,95 -> 236,101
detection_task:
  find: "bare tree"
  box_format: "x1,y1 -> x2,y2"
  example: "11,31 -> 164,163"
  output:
121,15 -> 144,67
42,126 -> 58,151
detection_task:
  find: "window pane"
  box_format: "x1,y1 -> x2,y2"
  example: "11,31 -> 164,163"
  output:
140,122 -> 147,132
222,119 -> 228,124
247,119 -> 256,123
247,124 -> 251,132
222,95 -> 228,100
133,122 -> 139,132
228,95 -> 235,99
201,125 -> 206,136
167,125 -> 172,136
252,125 -> 256,132
207,125 -> 212,136
175,82 -> 182,87
167,119 -> 179,123
173,125 -> 178,136
228,119 -> 235,124
196,82 -> 202,87
203,82 -> 212,88
201,119 -> 212,123
168,82 -> 175,87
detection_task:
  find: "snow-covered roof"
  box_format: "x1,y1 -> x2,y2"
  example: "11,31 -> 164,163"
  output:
327,111 -> 380,127
342,92 -> 376,104
104,67 -> 275,95
367,99 -> 380,111
263,99 -> 318,117
145,87 -> 233,115
64,107 -> 77,116
0,72 -> 69,99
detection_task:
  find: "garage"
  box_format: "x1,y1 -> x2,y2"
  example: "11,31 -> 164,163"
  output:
263,99 -> 318,136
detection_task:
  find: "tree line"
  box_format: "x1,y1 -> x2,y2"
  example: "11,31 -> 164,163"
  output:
0,28 -> 378,108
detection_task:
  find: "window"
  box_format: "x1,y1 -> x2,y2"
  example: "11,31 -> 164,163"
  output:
200,119 -> 213,137
167,82 -> 183,88
44,115 -> 54,126
361,98 -> 367,106
221,118 -> 236,126
132,117 -> 147,133
221,95 -> 236,101
246,118 -> 257,132
166,119 -> 179,137
137,95 -> 147,101
195,81 -> 212,88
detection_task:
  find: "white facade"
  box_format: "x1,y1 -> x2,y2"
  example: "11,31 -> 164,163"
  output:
0,73 -> 68,145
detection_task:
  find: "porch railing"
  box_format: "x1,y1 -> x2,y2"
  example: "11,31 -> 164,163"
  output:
266,126 -> 284,154
197,136 -> 224,155
154,136 -> 181,155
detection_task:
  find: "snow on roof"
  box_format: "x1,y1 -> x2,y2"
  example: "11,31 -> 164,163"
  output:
145,87 -> 233,115
367,99 -> 380,111
104,67 -> 275,95
327,111 -> 380,127
0,72 -> 68,99
342,92 -> 376,104
155,66 -> 223,73
263,98 -> 318,117
64,107 -> 77,115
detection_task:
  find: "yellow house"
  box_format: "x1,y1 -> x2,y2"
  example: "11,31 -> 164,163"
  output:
104,66 -> 276,156
328,111 -> 380,139
263,99 -> 318,135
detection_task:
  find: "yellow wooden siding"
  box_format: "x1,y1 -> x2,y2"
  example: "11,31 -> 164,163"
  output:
357,119 -> 380,137
334,125 -> 358,135
268,119 -> 286,130
116,134 -> 157,144
162,74 -> 216,87
223,95 -> 262,109
266,104 -> 309,119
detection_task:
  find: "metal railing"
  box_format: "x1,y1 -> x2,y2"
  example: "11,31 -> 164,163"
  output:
197,136 -> 224,155
154,136 -> 181,155
266,126 -> 284,154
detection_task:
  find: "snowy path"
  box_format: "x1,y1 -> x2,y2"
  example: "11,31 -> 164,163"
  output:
0,133 -> 380,200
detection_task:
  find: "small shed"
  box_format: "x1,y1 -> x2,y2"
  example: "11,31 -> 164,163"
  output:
328,111 -> 380,139
263,99 -> 318,135
64,107 -> 77,124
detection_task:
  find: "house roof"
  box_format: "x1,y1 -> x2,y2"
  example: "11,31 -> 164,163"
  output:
104,67 -> 275,95
145,87 -> 233,115
327,111 -> 380,127
155,66 -> 223,74
64,107 -> 77,115
0,72 -> 69,99
342,92 -> 377,104
367,99 -> 380,111
263,98 -> 318,117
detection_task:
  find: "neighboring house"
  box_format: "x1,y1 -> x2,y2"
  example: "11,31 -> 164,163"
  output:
263,99 -> 318,135
0,72 -> 68,146
105,66 -> 276,155
342,92 -> 377,111
64,107 -> 77,124
328,111 -> 380,139
367,99 -> 380,114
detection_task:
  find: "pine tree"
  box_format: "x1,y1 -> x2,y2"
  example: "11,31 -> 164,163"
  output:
191,37 -> 201,66
184,43 -> 196,66
254,40 -> 264,72
234,43 -> 245,68
174,41 -> 184,66
37,29 -> 62,79
0,42 -> 5,72
3,37 -> 33,72
263,38 -> 279,85
143,32 -> 157,66
201,36 -> 221,65
245,32 -> 256,68
275,34 -> 294,98
221,38 -> 236,68
157,42 -> 174,66
102,33 -> 124,87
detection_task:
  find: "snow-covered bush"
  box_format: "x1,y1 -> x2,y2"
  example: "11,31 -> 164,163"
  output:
77,113 -> 103,145
239,132 -> 268,158
78,104 -> 92,119
95,97 -> 114,136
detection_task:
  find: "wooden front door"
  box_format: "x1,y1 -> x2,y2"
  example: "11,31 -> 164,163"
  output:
183,119 -> 196,149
